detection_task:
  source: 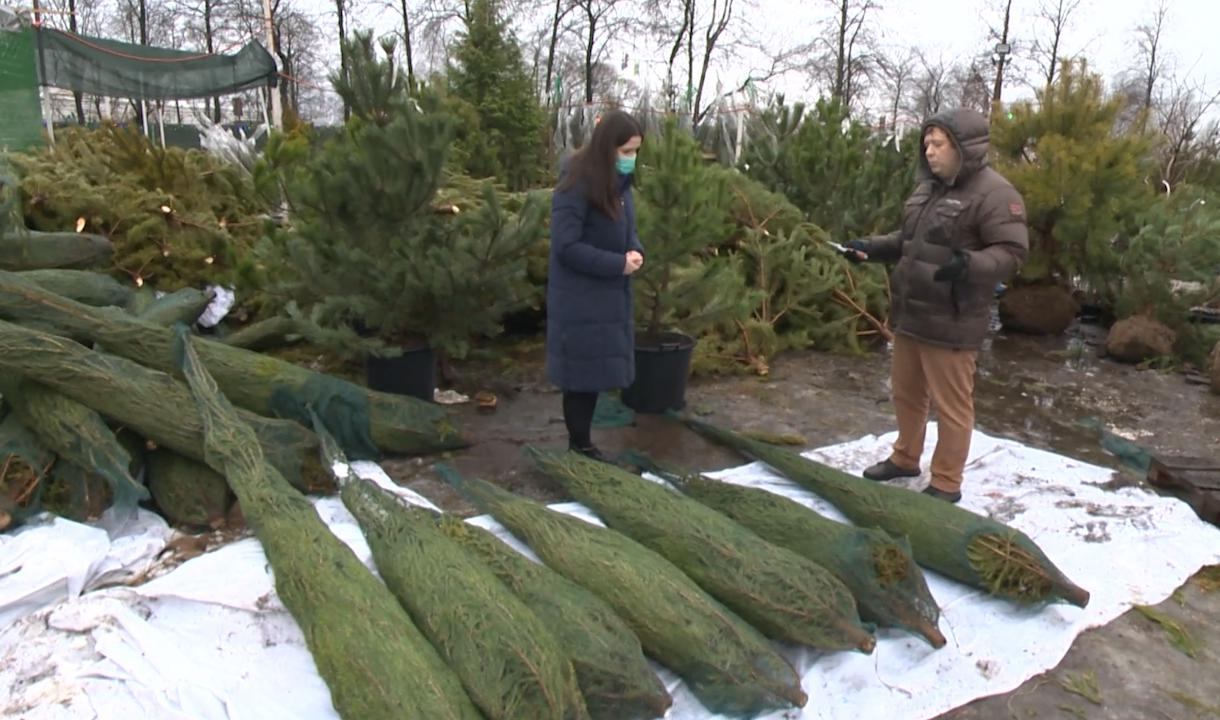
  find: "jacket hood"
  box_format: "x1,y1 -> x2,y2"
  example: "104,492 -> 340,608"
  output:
918,108 -> 990,185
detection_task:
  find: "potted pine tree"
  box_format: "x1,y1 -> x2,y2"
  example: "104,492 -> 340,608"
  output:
258,34 -> 545,400
622,119 -> 744,413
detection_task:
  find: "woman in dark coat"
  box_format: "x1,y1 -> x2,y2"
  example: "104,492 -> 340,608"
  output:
547,111 -> 645,461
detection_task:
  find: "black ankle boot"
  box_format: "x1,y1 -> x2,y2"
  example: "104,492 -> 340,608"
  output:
569,443 -> 609,463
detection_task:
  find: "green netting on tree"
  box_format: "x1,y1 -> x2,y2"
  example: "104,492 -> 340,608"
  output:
435,515 -> 672,720
34,28 -> 275,101
0,270 -> 465,458
525,447 -> 875,654
0,230 -> 113,271
682,416 -> 1092,608
19,269 -> 133,307
438,464 -> 808,718
0,319 -> 332,493
267,374 -> 380,461
135,287 -> 213,326
218,316 -> 301,352
341,479 -> 590,720
623,450 -> 943,648
0,376 -> 147,513
0,28 -> 43,153
168,324 -> 482,720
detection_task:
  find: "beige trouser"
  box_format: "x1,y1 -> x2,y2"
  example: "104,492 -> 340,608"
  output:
888,333 -> 978,493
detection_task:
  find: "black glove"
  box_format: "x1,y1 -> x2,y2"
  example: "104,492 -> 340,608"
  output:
842,239 -> 868,263
932,250 -> 969,282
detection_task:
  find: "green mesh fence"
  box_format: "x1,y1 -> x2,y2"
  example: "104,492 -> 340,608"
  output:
0,28 -> 44,152
34,28 -> 276,101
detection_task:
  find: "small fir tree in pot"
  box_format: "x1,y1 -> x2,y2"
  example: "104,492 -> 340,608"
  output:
258,33 -> 545,399
623,118 -> 752,412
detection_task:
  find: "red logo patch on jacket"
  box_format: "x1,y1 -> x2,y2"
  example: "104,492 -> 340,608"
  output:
1009,202 -> 1025,217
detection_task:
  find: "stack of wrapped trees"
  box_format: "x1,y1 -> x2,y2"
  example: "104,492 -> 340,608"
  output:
0,269 -> 467,531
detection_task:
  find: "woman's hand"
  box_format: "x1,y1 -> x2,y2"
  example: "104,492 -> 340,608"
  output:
623,250 -> 644,275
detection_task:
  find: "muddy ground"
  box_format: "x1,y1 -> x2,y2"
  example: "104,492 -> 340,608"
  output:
383,320 -> 1220,720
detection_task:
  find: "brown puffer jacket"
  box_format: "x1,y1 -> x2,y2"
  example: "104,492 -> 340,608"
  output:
861,108 -> 1029,350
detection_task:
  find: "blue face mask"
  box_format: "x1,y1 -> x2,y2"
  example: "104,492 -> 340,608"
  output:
616,154 -> 636,175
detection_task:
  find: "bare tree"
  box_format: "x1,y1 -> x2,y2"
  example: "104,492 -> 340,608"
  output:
909,51 -> 952,120
172,0 -> 237,122
570,0 -> 629,104
876,47 -> 918,132
36,0 -> 104,121
826,0 -> 877,110
1133,0 -> 1169,111
686,0 -> 737,124
1155,79 -> 1220,191
1032,0 -> 1081,88
543,0 -> 576,105
950,56 -> 992,115
234,0 -> 327,121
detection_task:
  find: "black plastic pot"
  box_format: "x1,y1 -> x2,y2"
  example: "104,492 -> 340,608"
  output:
366,346 -> 435,401
621,331 -> 696,414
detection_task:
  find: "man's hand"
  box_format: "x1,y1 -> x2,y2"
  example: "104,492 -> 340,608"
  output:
932,250 -> 969,282
842,239 -> 868,263
624,250 -> 644,275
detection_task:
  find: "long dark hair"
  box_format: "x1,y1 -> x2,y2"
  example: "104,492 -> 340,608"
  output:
557,110 -> 644,219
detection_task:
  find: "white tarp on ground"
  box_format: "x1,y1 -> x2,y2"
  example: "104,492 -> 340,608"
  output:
3,426 -> 1220,720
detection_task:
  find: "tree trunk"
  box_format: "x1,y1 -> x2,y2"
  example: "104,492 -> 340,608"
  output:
992,0 -> 1012,107
138,0 -> 148,45
205,0 -> 221,122
692,0 -> 732,125
545,0 -> 565,105
665,0 -> 690,111
336,0 -> 350,120
67,0 -> 86,123
400,0 -> 415,84
583,8 -> 596,103
834,0 -> 847,101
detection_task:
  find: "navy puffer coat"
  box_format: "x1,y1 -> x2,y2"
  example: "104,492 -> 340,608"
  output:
545,172 -> 644,392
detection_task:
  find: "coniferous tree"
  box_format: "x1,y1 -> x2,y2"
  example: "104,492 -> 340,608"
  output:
740,98 -> 916,242
634,118 -> 755,343
447,0 -> 546,190
260,35 -> 546,361
992,60 -> 1156,302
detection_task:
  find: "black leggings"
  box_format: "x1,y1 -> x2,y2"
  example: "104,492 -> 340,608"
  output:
562,390 -> 599,449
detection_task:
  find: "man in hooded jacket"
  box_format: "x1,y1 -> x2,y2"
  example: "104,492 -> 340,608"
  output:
843,108 -> 1029,503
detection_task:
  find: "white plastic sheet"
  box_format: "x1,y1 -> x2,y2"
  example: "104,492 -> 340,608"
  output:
3,428 -> 1219,720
